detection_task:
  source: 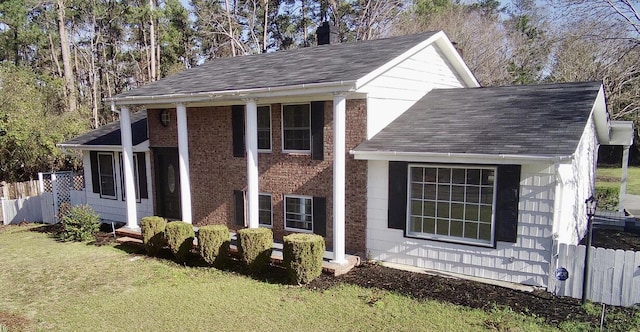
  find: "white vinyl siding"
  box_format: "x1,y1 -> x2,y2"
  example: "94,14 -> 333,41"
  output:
366,160 -> 554,288
83,151 -> 153,223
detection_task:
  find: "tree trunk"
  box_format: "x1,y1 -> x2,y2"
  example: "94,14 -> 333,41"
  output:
149,0 -> 156,81
263,0 -> 269,53
56,0 -> 77,113
48,34 -> 62,77
224,0 -> 237,56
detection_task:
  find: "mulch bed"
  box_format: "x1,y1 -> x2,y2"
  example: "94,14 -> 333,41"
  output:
580,228 -> 640,251
307,263 -> 638,330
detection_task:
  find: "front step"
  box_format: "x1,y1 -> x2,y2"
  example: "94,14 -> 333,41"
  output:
116,236 -> 143,245
115,227 -> 143,240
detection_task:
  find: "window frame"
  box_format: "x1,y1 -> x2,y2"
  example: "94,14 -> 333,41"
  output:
258,193 -> 273,227
405,163 -> 498,247
283,194 -> 314,233
281,103 -> 312,154
97,152 -> 117,199
257,105 -> 272,153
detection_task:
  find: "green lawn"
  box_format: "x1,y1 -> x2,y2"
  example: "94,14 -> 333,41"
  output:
597,166 -> 640,195
0,225 -> 621,331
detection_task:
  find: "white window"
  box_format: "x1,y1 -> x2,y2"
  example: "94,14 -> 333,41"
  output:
407,165 -> 497,246
282,104 -> 311,153
97,152 -> 116,199
257,106 -> 271,151
259,193 -> 272,227
284,195 -> 313,232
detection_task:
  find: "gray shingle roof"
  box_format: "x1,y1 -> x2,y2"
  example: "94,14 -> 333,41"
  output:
60,111 -> 148,147
354,81 -> 602,157
114,32 -> 438,99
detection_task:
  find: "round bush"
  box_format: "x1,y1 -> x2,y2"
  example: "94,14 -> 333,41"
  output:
237,228 -> 273,273
198,224 -> 230,267
140,216 -> 167,256
165,221 -> 195,262
59,204 -> 100,242
283,233 -> 325,284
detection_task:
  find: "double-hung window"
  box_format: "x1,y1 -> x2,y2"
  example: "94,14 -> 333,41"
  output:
97,152 -> 116,199
407,165 -> 497,246
259,193 -> 272,227
119,153 -> 141,202
284,195 -> 313,232
282,104 -> 311,152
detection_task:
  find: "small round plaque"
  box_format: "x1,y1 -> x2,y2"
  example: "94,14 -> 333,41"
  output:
555,267 -> 569,281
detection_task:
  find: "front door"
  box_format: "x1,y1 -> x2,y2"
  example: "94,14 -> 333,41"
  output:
153,147 -> 181,220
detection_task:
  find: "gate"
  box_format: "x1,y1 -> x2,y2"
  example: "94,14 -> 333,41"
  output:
38,171 -> 74,224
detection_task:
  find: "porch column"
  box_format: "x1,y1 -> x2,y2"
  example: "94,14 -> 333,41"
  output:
245,99 -> 259,228
176,103 -> 192,224
332,93 -> 347,264
619,145 -> 630,213
120,106 -> 138,229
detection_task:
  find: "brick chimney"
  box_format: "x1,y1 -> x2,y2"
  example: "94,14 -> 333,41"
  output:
316,22 -> 339,45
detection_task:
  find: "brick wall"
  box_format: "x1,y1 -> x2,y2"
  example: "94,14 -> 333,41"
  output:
148,99 -> 367,255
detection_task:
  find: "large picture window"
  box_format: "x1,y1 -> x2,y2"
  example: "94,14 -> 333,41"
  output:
407,165 -> 496,245
257,106 -> 271,151
282,104 -> 311,152
284,195 -> 313,232
97,152 -> 116,198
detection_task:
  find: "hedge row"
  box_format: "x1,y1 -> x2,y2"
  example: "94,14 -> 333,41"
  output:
138,217 -> 325,283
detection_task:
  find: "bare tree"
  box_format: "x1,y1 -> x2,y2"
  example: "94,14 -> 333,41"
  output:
56,0 -> 77,113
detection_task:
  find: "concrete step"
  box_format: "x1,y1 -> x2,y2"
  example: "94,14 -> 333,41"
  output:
115,236 -> 143,245
115,228 -> 142,240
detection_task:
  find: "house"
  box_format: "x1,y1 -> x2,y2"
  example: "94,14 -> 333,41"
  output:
59,27 -> 634,288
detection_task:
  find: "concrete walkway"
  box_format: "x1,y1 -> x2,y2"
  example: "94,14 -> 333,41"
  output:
626,194 -> 640,217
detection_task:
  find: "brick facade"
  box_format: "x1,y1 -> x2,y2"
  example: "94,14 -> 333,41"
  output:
148,99 -> 367,255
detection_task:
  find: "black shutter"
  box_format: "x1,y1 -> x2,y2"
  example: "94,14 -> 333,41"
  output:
311,101 -> 324,160
495,165 -> 521,243
388,161 -> 408,230
90,151 -> 100,193
137,152 -> 148,199
313,196 -> 326,237
232,105 -> 245,157
234,190 -> 245,226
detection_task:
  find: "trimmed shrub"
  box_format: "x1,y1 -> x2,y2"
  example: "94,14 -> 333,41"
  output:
59,204 -> 100,242
595,186 -> 619,211
198,224 -> 230,267
283,233 -> 325,284
140,216 -> 167,256
237,228 -> 273,273
165,221 -> 195,262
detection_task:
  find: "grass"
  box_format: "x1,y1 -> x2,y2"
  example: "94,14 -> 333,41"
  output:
0,225 -> 626,331
597,166 -> 640,195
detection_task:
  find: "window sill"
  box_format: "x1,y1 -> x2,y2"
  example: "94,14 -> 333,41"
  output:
405,232 -> 494,248
284,227 -> 314,234
282,150 -> 311,155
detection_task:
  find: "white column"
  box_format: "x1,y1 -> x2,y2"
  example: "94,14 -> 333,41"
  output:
245,99 -> 259,229
332,93 -> 347,264
176,103 -> 192,224
120,106 -> 138,229
619,145 -> 630,213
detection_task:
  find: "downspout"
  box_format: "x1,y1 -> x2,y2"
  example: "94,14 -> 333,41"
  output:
549,161 -> 565,292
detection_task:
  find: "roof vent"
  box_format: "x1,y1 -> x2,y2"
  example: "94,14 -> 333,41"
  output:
316,22 -> 339,45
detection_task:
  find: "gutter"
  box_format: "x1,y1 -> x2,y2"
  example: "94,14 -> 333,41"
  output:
105,80 -> 358,106
350,150 -> 574,163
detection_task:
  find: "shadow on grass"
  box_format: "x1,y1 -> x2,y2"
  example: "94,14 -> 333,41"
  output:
111,242 -> 291,286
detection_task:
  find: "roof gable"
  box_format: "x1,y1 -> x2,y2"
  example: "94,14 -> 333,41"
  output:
353,81 -> 603,159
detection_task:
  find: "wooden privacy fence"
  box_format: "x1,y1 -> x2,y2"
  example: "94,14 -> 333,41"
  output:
550,243 -> 640,307
0,179 -> 40,199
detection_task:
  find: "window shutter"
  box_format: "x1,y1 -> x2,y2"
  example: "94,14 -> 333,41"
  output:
137,152 -> 148,199
311,101 -> 324,160
234,190 -> 245,226
90,151 -> 100,193
232,105 -> 245,157
495,165 -> 521,243
313,196 -> 326,237
388,161 -> 408,230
